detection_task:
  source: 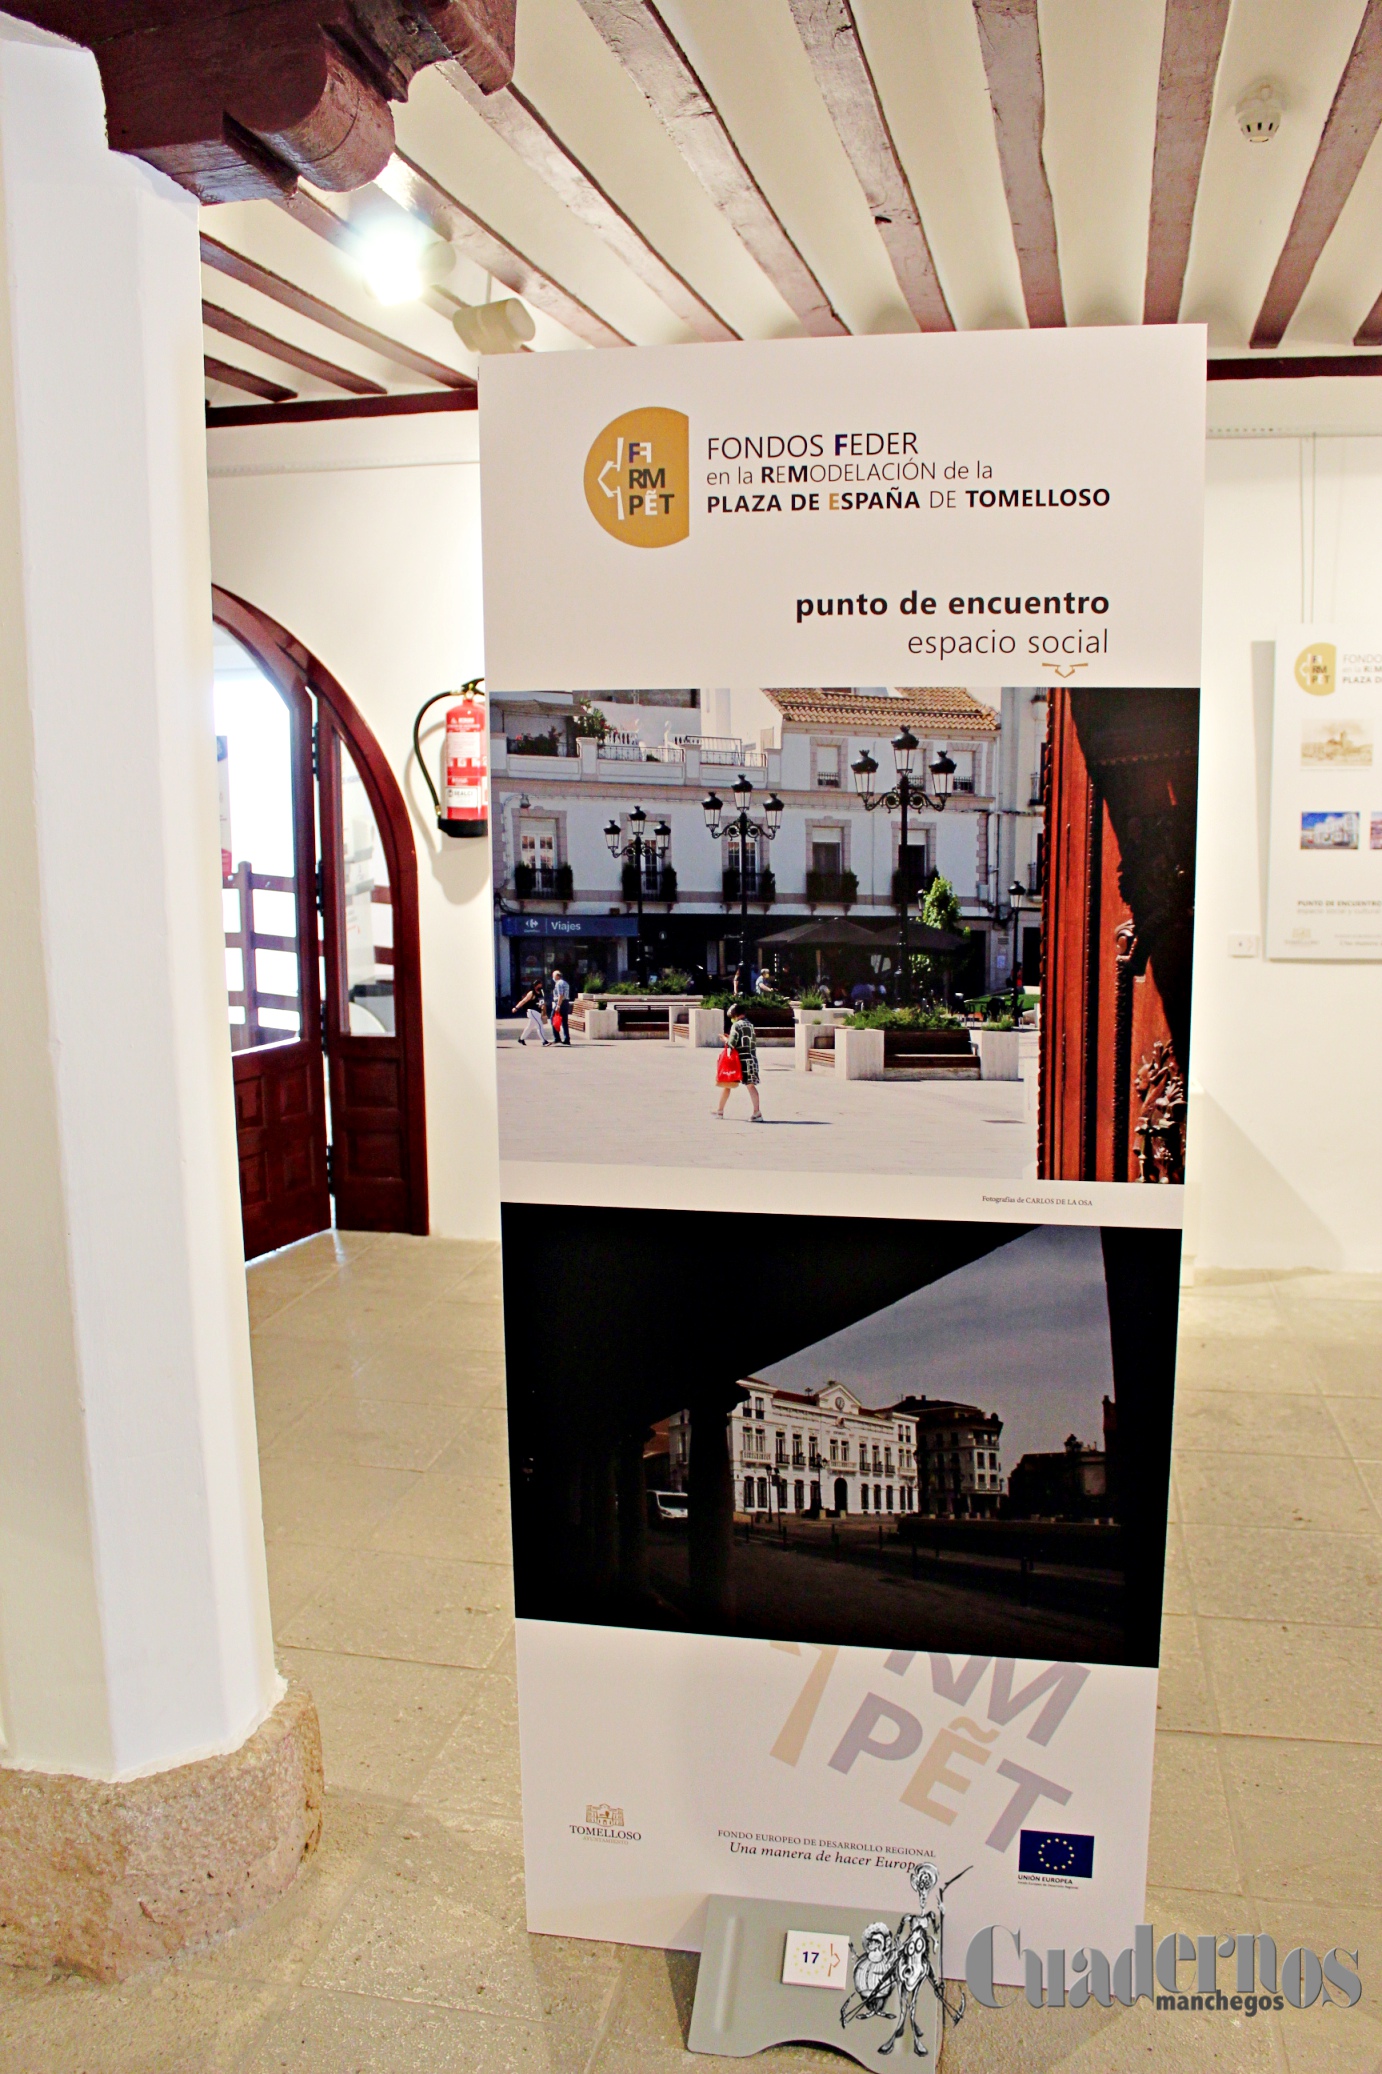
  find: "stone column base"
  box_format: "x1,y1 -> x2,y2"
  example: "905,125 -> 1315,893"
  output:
0,1679 -> 323,1982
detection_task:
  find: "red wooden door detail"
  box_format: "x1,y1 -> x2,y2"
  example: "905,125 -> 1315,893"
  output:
219,641 -> 331,1258
213,587 -> 428,1241
1038,687 -> 1198,1184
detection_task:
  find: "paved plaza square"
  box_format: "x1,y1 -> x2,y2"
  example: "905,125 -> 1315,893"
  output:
496,1027 -> 1038,1178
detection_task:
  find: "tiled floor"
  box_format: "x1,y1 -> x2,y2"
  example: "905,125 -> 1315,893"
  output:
2,1236 -> 1381,2071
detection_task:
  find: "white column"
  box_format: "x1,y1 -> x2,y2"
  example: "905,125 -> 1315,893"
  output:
0,24 -> 278,1778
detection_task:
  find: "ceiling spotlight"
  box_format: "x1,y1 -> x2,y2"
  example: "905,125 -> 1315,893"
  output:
452,299 -> 537,355
1236,82 -> 1283,144
357,225 -> 455,305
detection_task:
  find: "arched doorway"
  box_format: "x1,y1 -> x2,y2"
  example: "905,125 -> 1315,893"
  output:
834,1477 -> 848,1514
212,588 -> 428,1256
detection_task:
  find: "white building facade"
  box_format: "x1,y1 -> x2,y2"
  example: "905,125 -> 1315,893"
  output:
488,686 -> 1046,1003
730,1378 -> 920,1518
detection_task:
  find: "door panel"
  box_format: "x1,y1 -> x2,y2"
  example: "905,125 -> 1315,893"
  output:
215,618 -> 331,1258
318,714 -> 425,1233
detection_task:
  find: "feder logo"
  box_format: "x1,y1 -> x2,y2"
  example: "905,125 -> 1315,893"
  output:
1295,642 -> 1336,694
584,408 -> 689,547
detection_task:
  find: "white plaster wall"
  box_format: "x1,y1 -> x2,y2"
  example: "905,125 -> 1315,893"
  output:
206,412 -> 500,1242
1191,435 -> 1382,1274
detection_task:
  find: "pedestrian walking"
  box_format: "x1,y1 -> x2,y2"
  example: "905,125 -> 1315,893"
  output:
713,1001 -> 763,1121
514,978 -> 551,1046
551,967 -> 571,1045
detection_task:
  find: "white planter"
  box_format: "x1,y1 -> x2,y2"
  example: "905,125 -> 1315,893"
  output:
975,1027 -> 1021,1080
794,1023 -> 814,1073
836,1027 -> 885,1080
582,1007 -> 619,1040
687,1007 -> 725,1047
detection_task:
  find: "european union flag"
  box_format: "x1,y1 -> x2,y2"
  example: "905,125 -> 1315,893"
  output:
1019,1830 -> 1095,1878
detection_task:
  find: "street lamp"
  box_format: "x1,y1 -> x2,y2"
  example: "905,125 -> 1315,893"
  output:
851,730 -> 957,1003
1008,877 -> 1025,1017
702,774 -> 783,990
605,805 -> 668,986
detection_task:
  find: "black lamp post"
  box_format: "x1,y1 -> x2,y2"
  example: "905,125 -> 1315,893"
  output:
702,776 -> 783,991
851,728 -> 956,1003
604,805 -> 670,986
1007,877 -> 1025,1016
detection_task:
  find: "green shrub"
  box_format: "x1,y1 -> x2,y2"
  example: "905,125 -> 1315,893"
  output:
845,1005 -> 964,1031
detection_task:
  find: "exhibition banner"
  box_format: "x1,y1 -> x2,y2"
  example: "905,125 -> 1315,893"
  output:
481,327 -> 1205,692
479,329 -> 1204,1984
1267,628 -> 1382,959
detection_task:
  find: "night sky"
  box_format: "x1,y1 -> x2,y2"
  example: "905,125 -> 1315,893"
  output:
759,1224 -> 1114,1470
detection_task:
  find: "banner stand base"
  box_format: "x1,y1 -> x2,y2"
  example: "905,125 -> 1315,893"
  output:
687,1895 -> 944,2066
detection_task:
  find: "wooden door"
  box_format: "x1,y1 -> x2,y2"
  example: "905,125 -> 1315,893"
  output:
216,621 -> 331,1258
316,690 -> 429,1235
1038,687 -> 1198,1184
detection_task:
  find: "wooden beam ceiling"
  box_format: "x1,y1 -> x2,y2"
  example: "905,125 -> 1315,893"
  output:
786,0 -> 951,331
1143,0 -> 1232,326
205,355 -> 297,403
201,232 -> 476,391
202,298 -> 389,395
5,3 -> 517,202
971,0 -> 1063,329
445,68 -> 737,341
1251,0 -> 1382,349
207,389 -> 478,427
575,0 -> 843,338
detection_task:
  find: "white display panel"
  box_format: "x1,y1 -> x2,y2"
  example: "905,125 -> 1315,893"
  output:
480,328 -> 1205,694
1267,628 -> 1382,959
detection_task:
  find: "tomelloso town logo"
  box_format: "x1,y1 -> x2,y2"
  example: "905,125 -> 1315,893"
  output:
584,408 -> 689,547
965,1923 -> 1362,2016
570,1802 -> 642,1843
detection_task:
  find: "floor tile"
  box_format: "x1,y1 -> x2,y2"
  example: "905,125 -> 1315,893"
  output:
240,1988 -> 552,2074
279,1549 -> 513,1667
1221,1737 -> 1382,1907
1146,1732 -> 1242,1894
1277,1298 -> 1382,1345
265,1540 -> 348,1631
411,1673 -> 522,1827
1310,1345 -> 1382,1397
214,1789 -> 398,1988
275,1647 -> 484,1799
1161,1522 -> 1194,1615
1323,1395 -> 1382,1461
1172,1391 -> 1347,1458
1201,1620 -> 1382,1744
266,1391 -> 465,1473
369,1473 -> 512,1565
257,1455 -> 418,1549
1157,1615 -> 1218,1733
405,1298 -> 508,1358
0,1968 -> 284,2074
1174,1335 -> 1321,1394
303,1815 -> 540,2019
347,1342 -> 508,1409
1176,1453 -> 1380,1533
1181,1527 -> 1382,1624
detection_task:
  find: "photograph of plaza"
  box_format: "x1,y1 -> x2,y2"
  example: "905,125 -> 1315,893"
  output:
503,1203 -> 1182,1670
492,682 -> 1198,1188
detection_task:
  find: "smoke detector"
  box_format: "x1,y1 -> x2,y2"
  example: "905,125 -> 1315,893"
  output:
1236,83 -> 1283,143
452,299 -> 536,355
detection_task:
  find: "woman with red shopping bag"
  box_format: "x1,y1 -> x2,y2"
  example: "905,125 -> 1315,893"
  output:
713,1002 -> 763,1121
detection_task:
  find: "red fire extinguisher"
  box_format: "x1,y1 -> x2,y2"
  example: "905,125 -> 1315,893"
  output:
414,680 -> 488,838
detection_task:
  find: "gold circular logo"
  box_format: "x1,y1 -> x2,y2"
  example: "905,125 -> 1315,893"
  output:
584,408 -> 689,547
1294,642 -> 1336,694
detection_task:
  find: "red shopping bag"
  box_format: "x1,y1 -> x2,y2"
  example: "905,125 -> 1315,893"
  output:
716,1044 -> 742,1086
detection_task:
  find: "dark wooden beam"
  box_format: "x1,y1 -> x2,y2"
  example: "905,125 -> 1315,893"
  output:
203,299 -> 388,396
205,355 -> 297,403
787,0 -> 951,331
1144,0 -> 1232,326
446,70 -> 738,342
1209,352 -> 1382,378
577,0 -> 844,337
4,3 -> 514,203
207,388 -> 478,427
1252,0 -> 1382,348
972,0 -> 1063,329
200,232 -> 475,392
1356,290 -> 1382,347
